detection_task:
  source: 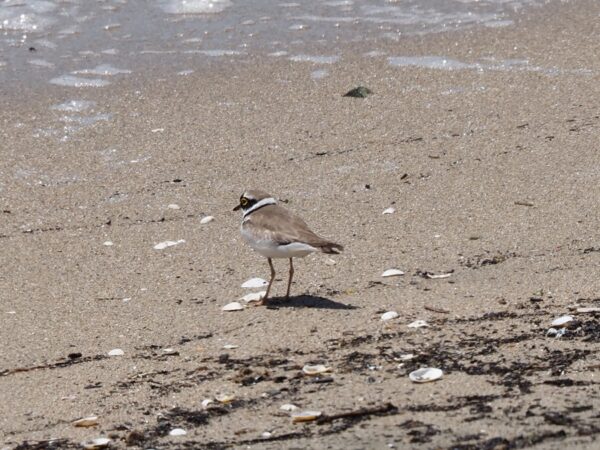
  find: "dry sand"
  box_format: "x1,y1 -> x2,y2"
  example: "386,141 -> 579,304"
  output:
1,1 -> 600,449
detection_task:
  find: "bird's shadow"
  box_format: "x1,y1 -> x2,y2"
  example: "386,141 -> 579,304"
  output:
265,294 -> 358,310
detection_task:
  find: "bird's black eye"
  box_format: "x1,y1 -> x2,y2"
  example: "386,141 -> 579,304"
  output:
240,197 -> 249,206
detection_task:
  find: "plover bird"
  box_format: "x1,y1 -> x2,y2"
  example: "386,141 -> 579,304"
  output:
234,189 -> 343,303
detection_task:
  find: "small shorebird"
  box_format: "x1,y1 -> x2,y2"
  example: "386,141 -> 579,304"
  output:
234,189 -> 343,303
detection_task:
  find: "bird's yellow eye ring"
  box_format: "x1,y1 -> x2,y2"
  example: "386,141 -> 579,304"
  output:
240,197 -> 249,206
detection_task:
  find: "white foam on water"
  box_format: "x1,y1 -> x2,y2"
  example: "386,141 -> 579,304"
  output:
101,49 -> 119,55
49,75 -> 111,87
159,0 -> 232,14
388,56 -> 474,70
289,55 -> 339,64
178,69 -> 194,75
311,69 -> 328,79
51,100 -> 96,112
28,59 -> 55,68
0,0 -> 57,32
268,51 -> 288,57
72,64 -> 131,75
184,49 -> 243,56
59,113 -> 112,126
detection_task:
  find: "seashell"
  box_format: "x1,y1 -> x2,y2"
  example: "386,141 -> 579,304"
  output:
381,269 -> 404,277
73,416 -> 99,427
546,327 -> 566,338
103,241 -> 113,246
162,348 -> 177,355
261,431 -> 273,438
291,410 -> 322,423
201,399 -> 213,408
324,258 -> 337,266
382,207 -> 396,215
223,344 -> 239,350
302,364 -> 331,376
167,204 -> 180,209
409,367 -> 443,383
81,437 -> 111,449
240,291 -> 266,303
107,348 -> 124,356
280,403 -> 299,412
399,353 -> 415,361
169,428 -> 187,436
551,315 -> 574,327
153,239 -> 185,250
200,215 -> 214,224
381,311 -> 399,321
577,307 -> 600,313
408,320 -> 429,328
241,277 -> 268,288
222,302 -> 244,311
425,272 -> 452,279
215,393 -> 235,404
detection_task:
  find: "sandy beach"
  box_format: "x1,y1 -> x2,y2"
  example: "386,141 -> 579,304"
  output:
1,0 -> 600,448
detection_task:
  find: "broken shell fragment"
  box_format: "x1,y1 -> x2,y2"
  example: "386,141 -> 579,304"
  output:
169,428 -> 187,436
424,272 -> 452,279
200,215 -> 214,224
291,410 -> 322,423
215,393 -> 236,404
381,269 -> 404,277
162,348 -> 177,355
409,367 -> 443,383
302,364 -> 331,376
107,348 -> 124,356
382,207 -> 396,215
577,307 -> 600,313
73,416 -> 99,427
81,437 -> 111,449
280,403 -> 299,412
222,302 -> 244,311
551,315 -> 574,327
153,239 -> 185,250
408,320 -> 429,328
240,291 -> 266,303
381,311 -> 399,321
201,398 -> 213,408
167,204 -> 180,209
241,277 -> 268,288
399,353 -> 415,361
223,344 -> 239,350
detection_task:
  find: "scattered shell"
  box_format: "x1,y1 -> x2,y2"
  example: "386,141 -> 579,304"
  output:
292,410 -> 322,423
241,277 -> 268,288
107,348 -> 124,356
153,239 -> 185,250
261,431 -> 273,438
546,327 -> 566,338
302,364 -> 331,376
223,344 -> 239,350
167,204 -> 180,209
215,393 -> 235,404
382,207 -> 396,215
240,291 -> 266,303
162,348 -> 177,355
408,320 -> 429,328
222,302 -> 244,312
409,367 -> 443,383
577,307 -> 600,313
73,416 -> 99,427
424,272 -> 452,279
201,399 -> 213,408
324,258 -> 337,266
81,437 -> 111,449
551,315 -> 574,327
381,269 -> 404,277
381,311 -> 399,321
399,353 -> 415,361
200,215 -> 214,224
280,403 -> 299,412
169,428 -> 187,436
103,241 -> 113,246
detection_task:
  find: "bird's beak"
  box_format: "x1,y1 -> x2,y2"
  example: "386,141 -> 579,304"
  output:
233,204 -> 241,211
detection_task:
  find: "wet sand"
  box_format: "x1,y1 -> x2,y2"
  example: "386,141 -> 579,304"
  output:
1,1 -> 600,448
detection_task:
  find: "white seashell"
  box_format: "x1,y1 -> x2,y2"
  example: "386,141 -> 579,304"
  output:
280,403 -> 299,412
382,207 -> 396,215
324,258 -> 337,266
169,428 -> 187,436
291,410 -> 322,423
577,307 -> 600,313
425,272 -> 452,279
103,241 -> 113,246
408,320 -> 429,328
302,364 -> 331,376
215,393 -> 235,404
261,431 -> 273,438
153,239 -> 185,250
381,311 -> 399,321
107,348 -> 124,356
222,302 -> 244,311
81,437 -> 111,449
240,291 -> 266,303
162,348 -> 177,355
241,277 -> 268,288
167,204 -> 180,209
73,416 -> 99,427
201,399 -> 213,408
382,269 -> 405,277
551,315 -> 574,327
223,344 -> 239,349
409,367 -> 443,383
200,215 -> 214,224
399,353 -> 415,361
